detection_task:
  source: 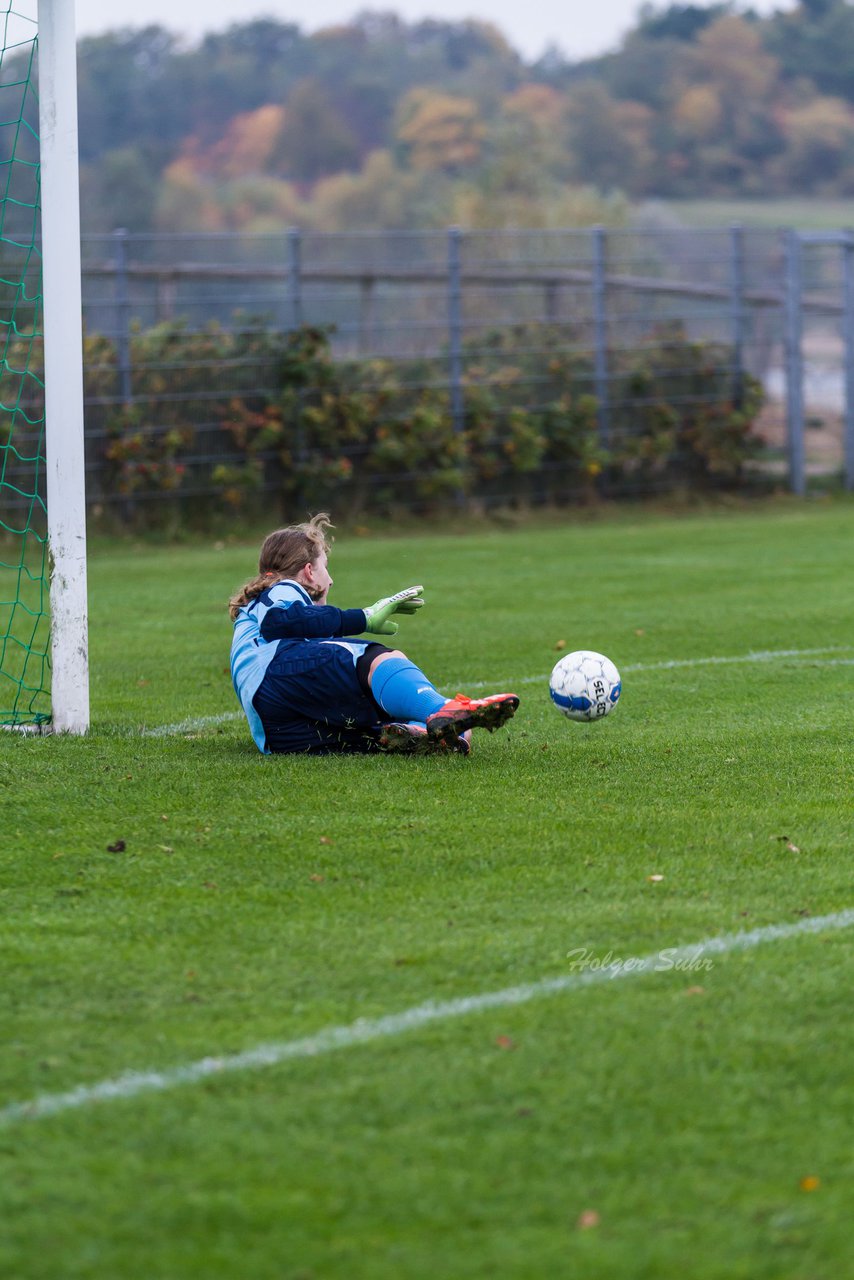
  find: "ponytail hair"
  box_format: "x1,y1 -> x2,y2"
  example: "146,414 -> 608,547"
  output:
228,512 -> 334,620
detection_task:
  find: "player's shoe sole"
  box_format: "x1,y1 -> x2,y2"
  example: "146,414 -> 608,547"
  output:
378,722 -> 471,756
426,693 -> 519,743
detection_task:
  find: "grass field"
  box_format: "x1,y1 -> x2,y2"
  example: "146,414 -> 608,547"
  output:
639,197 -> 854,230
2,501 -> 853,1279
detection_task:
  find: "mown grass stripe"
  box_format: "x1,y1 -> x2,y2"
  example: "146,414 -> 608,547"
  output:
3,908 -> 852,1127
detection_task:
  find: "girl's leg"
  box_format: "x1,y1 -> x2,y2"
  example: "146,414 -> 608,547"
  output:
369,649 -> 518,742
367,649 -> 446,723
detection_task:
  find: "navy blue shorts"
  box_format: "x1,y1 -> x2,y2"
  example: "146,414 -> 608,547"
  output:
253,638 -> 388,755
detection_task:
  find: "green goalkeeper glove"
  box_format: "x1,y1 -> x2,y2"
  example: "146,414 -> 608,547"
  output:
363,585 -> 424,635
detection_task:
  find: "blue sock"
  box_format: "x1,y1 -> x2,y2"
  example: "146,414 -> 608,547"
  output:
370,657 -> 446,722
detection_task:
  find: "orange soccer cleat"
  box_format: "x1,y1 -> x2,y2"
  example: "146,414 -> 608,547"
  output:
426,692 -> 519,743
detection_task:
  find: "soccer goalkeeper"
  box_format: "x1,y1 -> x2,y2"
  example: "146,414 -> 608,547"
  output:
229,513 -> 519,755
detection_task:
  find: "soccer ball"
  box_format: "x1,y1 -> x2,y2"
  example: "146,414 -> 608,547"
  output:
549,650 -> 621,722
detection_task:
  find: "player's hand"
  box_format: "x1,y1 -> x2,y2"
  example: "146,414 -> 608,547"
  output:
363,585 -> 424,635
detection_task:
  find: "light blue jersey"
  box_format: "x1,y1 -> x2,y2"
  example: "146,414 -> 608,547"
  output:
230,579 -> 368,753
230,580 -> 313,752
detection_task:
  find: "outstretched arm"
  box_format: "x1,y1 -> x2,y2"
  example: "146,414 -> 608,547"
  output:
258,584 -> 424,641
259,601 -> 367,641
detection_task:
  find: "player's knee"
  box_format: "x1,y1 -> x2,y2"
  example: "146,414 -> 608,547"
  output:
368,649 -> 406,683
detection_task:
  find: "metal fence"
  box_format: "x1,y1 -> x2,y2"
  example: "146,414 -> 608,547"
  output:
6,226 -> 854,517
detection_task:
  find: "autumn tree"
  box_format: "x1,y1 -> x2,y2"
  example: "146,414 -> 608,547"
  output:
37,8 -> 854,233
396,89 -> 485,173
565,82 -> 654,193
664,15 -> 785,191
155,160 -> 226,232
780,95 -> 854,188
309,151 -> 442,230
191,105 -> 286,180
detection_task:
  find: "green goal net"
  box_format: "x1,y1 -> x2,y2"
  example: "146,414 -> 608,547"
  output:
0,1 -> 49,728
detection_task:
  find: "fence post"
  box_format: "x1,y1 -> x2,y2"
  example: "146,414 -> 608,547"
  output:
448,226 -> 464,435
783,229 -> 805,496
729,223 -> 745,409
286,226 -> 302,330
156,274 -> 176,322
545,279 -> 559,325
591,225 -> 610,450
113,227 -> 132,405
842,232 -> 854,491
358,276 -> 375,355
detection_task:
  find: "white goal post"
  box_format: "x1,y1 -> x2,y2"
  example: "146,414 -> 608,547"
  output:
38,0 -> 89,733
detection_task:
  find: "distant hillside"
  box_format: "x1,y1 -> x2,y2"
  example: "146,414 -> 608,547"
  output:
15,4 -> 854,231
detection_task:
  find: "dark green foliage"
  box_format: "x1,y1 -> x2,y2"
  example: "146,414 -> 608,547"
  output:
75,26 -> 187,164
80,146 -> 161,234
636,3 -> 731,43
273,79 -> 362,181
765,0 -> 854,104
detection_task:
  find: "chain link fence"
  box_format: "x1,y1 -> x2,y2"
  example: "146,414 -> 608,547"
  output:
5,226 -> 854,521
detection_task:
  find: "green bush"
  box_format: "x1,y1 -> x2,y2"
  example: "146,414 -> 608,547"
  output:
609,323 -> 764,487
0,318 -> 765,525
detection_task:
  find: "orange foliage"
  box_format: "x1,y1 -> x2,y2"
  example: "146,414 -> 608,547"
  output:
182,105 -> 286,180
397,89 -> 485,172
674,85 -> 723,140
693,15 -> 779,105
503,83 -> 567,128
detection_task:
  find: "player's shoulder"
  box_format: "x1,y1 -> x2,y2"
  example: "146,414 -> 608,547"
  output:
265,579 -> 312,607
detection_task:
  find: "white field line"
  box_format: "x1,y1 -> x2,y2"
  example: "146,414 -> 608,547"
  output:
467,643 -> 854,690
145,711 -> 243,737
3,909 -> 853,1127
145,644 -> 854,738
